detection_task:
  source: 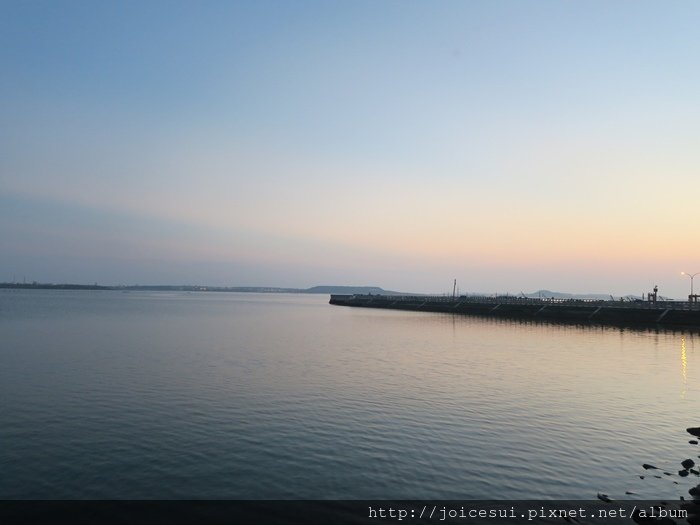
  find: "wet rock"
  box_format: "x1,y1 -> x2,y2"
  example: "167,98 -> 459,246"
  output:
597,492 -> 612,502
683,459 -> 696,469
691,469 -> 700,475
640,475 -> 645,479
626,490 -> 637,495
688,428 -> 700,437
691,440 -> 699,445
643,463 -> 659,470
663,472 -> 672,476
681,501 -> 700,525
680,470 -> 690,477
688,484 -> 700,497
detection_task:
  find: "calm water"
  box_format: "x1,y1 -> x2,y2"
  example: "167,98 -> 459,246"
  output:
0,289 -> 698,499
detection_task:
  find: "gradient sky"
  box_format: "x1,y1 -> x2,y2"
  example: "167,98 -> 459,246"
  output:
2,1 -> 699,296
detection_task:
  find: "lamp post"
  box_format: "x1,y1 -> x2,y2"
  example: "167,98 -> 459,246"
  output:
681,271 -> 699,297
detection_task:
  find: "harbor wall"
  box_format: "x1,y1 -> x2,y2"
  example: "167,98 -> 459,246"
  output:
329,294 -> 700,328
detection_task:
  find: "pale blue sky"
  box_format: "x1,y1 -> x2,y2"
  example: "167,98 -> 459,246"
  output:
2,1 -> 699,296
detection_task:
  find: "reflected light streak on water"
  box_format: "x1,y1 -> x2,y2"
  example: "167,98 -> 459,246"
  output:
681,336 -> 688,399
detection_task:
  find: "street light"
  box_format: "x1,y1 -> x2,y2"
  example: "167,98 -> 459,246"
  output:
681,271 -> 700,297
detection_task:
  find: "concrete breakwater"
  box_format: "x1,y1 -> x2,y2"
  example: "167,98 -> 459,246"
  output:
329,294 -> 700,328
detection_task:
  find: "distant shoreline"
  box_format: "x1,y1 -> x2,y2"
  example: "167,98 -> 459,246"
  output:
1,283 -> 668,300
1,283 -> 112,291
0,283 -> 401,295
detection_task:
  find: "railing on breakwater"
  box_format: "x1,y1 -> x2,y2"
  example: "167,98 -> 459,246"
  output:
330,294 -> 700,328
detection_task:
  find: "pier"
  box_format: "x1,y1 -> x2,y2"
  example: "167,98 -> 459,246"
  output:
329,294 -> 700,328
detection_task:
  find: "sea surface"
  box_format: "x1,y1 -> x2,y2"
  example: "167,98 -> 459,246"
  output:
0,289 -> 698,500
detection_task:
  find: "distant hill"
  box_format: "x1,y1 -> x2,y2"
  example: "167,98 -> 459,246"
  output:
303,285 -> 402,295
117,285 -> 403,294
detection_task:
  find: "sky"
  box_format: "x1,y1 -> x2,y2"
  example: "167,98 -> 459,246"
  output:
2,1 -> 700,297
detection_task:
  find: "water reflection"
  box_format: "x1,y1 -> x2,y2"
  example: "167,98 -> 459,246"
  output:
2,291 -> 700,500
